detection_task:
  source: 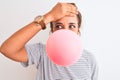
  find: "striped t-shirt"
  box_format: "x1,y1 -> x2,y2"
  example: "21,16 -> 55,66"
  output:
21,43 -> 98,80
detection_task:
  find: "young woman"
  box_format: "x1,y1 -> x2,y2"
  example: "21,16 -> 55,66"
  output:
0,2 -> 98,80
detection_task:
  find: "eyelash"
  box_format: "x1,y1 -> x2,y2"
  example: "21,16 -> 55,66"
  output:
55,25 -> 63,29
55,25 -> 77,29
69,25 -> 76,29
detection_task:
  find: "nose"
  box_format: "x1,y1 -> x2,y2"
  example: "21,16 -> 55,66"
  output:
63,26 -> 69,30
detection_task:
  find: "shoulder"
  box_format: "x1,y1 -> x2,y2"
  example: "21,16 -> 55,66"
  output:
25,42 -> 45,49
82,49 -> 95,59
25,42 -> 46,55
82,49 -> 97,65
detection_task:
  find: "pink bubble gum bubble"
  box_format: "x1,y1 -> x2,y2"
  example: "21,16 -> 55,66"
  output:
46,30 -> 83,66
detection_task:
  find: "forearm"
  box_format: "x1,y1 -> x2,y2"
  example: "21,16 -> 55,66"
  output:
0,2 -> 77,57
0,22 -> 40,53
0,14 -> 51,54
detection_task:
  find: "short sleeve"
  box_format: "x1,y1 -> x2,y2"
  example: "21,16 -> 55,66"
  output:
21,43 -> 44,67
90,53 -> 99,80
83,50 -> 99,80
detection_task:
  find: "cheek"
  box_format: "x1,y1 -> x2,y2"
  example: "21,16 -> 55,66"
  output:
53,28 -> 58,32
52,29 -> 60,33
72,28 -> 79,33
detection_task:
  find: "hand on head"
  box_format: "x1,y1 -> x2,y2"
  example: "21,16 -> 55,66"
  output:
47,2 -> 78,22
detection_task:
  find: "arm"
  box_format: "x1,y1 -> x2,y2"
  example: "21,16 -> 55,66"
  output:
0,2 -> 78,62
0,22 -> 45,62
91,55 -> 99,80
91,62 -> 99,80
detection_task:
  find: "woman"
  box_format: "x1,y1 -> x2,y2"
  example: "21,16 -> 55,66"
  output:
0,2 -> 98,80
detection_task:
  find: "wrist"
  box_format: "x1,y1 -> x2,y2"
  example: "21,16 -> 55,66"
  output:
44,12 -> 53,24
34,15 -> 46,30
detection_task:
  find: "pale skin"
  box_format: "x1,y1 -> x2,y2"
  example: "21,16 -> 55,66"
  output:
0,2 -> 79,62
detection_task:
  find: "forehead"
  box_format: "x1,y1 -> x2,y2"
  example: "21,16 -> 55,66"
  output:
54,15 -> 78,24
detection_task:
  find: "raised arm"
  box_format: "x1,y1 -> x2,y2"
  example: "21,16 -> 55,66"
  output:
0,2 -> 78,62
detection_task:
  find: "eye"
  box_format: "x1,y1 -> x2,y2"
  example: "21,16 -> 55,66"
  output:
55,25 -> 63,29
69,25 -> 77,29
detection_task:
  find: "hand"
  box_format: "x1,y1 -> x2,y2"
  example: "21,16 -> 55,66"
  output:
44,2 -> 78,22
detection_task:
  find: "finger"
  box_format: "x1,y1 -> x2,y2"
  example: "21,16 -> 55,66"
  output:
71,10 -> 78,14
67,3 -> 78,11
69,13 -> 76,17
67,5 -> 78,14
71,5 -> 78,11
67,9 -> 78,14
66,12 -> 76,17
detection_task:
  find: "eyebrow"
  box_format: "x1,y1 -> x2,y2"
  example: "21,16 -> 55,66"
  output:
55,22 -> 76,25
55,22 -> 62,25
69,23 -> 76,25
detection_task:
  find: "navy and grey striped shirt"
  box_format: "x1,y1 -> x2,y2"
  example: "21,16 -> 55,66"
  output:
21,43 -> 98,80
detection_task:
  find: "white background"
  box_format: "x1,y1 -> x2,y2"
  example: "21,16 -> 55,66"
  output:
0,0 -> 120,80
